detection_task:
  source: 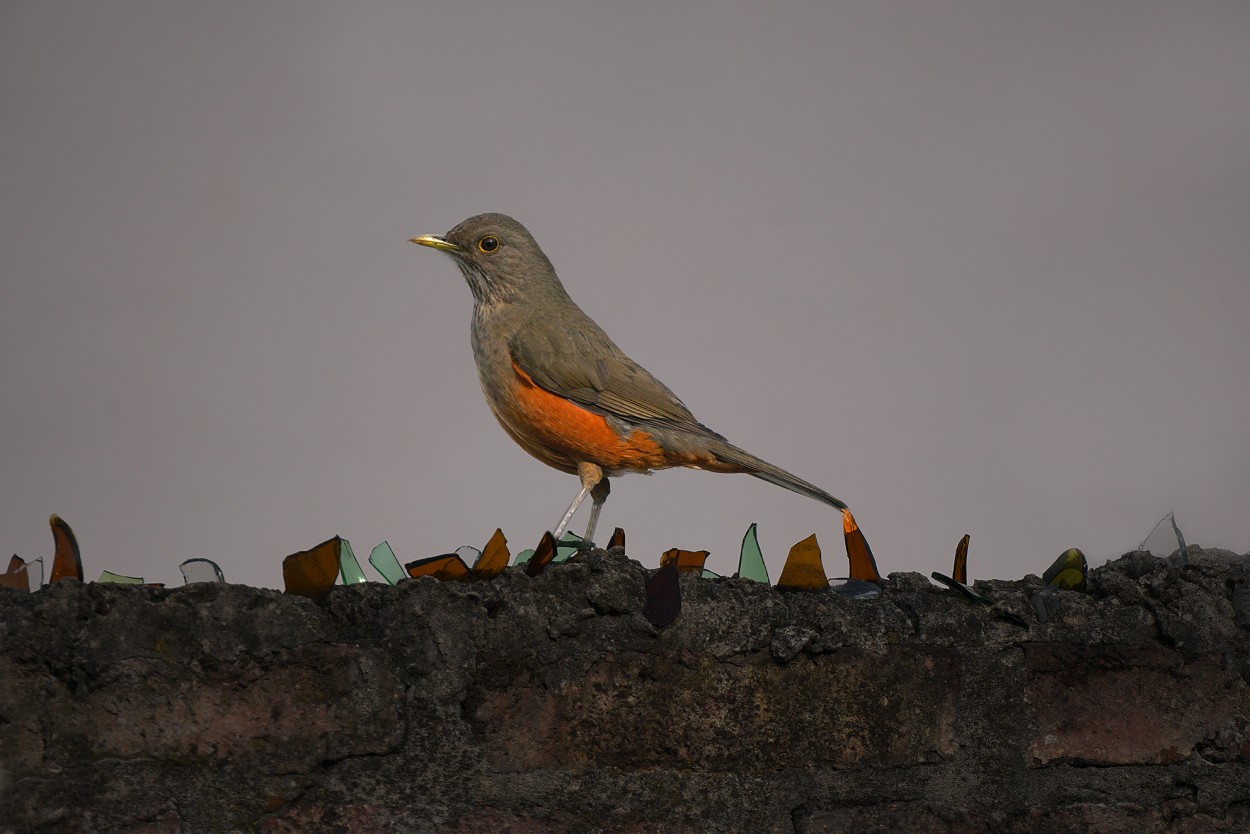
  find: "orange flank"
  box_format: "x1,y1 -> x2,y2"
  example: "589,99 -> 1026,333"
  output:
505,361 -> 668,472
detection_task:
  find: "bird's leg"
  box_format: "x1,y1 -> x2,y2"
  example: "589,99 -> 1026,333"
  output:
584,477 -> 611,544
553,462 -> 604,542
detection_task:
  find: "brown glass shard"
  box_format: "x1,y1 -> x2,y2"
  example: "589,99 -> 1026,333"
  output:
607,527 -> 625,550
659,548 -> 710,574
776,534 -> 827,591
1,555 -> 30,591
953,534 -> 970,584
643,564 -> 681,627
49,514 -> 83,583
842,510 -> 883,585
473,528 -> 510,579
525,532 -> 556,577
405,553 -> 471,581
282,536 -> 342,598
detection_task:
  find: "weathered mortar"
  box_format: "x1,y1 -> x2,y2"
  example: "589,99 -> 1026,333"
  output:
2,547 -> 1249,833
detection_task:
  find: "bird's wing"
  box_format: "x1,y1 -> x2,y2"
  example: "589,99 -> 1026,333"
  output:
508,327 -> 718,437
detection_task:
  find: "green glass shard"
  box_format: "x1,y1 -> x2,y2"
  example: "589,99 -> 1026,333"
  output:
513,548 -> 536,566
737,523 -> 769,584
701,568 -> 721,579
338,539 -> 367,585
98,570 -> 143,584
368,542 -> 406,585
179,558 -> 225,584
555,532 -> 583,563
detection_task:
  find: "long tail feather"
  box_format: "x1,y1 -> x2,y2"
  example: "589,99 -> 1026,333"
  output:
713,443 -> 847,511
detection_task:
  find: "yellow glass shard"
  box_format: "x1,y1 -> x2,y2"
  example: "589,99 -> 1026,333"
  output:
842,510 -> 883,585
282,537 -> 341,598
473,528 -> 509,579
1043,547 -> 1087,591
776,534 -> 827,591
98,570 -> 143,584
49,514 -> 83,583
659,548 -> 710,574
525,532 -> 556,577
405,554 -> 472,581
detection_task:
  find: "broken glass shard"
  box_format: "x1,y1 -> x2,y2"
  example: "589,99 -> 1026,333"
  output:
607,528 -> 626,550
953,534 -> 969,584
25,557 -> 44,591
368,542 -> 405,585
701,568 -> 721,579
841,510 -> 882,585
931,533 -> 991,603
554,532 -> 582,563
98,570 -> 143,584
283,536 -> 342,598
525,532 -> 556,577
180,558 -> 225,584
643,564 -> 681,627
405,553 -> 471,581
338,539 -> 367,585
1042,548 -> 1087,591
1138,512 -> 1188,565
776,534 -> 826,591
736,523 -> 769,584
513,548 -> 536,566
832,579 -> 882,599
473,529 -> 509,579
49,514 -> 83,583
1032,586 -> 1061,623
1,556 -> 30,592
659,548 -> 709,574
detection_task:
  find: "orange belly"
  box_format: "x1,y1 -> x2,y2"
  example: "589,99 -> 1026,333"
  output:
490,361 -> 670,474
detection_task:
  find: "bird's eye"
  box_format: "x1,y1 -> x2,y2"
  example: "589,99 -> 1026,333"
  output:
478,236 -> 499,253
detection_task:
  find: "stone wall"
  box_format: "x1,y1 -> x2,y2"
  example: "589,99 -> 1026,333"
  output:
2,547 -> 1249,833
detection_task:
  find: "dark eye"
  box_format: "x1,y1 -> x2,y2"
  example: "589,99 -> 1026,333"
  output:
478,236 -> 499,253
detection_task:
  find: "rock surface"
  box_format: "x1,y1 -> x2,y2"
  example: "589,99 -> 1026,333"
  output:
2,546 -> 1249,833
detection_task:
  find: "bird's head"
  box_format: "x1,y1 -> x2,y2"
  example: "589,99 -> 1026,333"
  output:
410,213 -> 564,306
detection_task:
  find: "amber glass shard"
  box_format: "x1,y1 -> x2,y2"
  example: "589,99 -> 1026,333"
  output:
1042,548 -> 1087,591
643,564 -> 681,627
180,558 -> 225,584
405,553 -> 471,581
659,548 -> 709,574
607,527 -> 625,550
776,534 -> 827,591
1,556 -> 30,591
554,532 -> 582,563
98,570 -> 143,584
337,539 -> 367,585
525,532 -> 556,577
49,514 -> 83,582
953,534 -> 970,584
513,548 -> 536,566
368,542 -> 405,585
736,523 -> 769,584
283,537 -> 342,598
473,529 -> 509,579
842,510 -> 883,585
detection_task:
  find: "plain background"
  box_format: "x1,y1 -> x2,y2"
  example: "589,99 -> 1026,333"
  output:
2,2 -> 1247,589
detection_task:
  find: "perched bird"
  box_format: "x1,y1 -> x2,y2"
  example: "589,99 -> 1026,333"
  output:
1042,547 -> 1088,591
411,213 -> 847,542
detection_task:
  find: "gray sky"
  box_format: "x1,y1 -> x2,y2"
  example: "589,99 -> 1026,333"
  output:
2,1 -> 1247,589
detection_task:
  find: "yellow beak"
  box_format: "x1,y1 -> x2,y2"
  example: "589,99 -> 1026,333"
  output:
409,234 -> 462,253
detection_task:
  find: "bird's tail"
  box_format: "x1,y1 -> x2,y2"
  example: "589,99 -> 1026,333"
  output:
712,442 -> 848,511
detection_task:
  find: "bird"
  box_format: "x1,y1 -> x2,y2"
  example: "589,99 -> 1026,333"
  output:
410,213 -> 847,543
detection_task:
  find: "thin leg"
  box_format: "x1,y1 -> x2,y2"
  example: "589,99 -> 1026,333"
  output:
584,478 -> 611,543
553,462 -> 605,541
552,484 -> 589,540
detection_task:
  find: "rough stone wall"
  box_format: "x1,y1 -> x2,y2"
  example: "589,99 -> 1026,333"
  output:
2,547 -> 1249,833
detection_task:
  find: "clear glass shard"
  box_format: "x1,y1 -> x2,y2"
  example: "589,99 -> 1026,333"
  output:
338,539 -> 368,585
26,557 -> 44,591
98,570 -> 143,584
180,558 -> 226,584
736,523 -> 769,584
368,542 -> 406,585
1138,511 -> 1188,564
